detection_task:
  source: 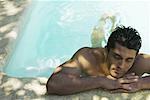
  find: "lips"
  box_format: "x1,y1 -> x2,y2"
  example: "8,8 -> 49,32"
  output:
114,70 -> 119,74
113,68 -> 121,74
110,65 -> 123,76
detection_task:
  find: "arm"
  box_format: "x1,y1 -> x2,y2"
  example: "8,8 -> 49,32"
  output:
137,54 -> 150,90
46,48 -> 121,95
46,67 -> 120,95
113,76 -> 150,93
140,76 -> 150,90
111,54 -> 150,93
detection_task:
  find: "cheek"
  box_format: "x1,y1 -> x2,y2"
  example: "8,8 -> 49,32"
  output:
127,63 -> 134,69
124,63 -> 134,71
109,57 -> 118,66
108,61 -> 118,71
109,64 -> 116,70
108,55 -> 113,63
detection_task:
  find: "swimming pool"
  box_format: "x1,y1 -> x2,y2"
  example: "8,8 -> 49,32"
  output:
4,0 -> 150,77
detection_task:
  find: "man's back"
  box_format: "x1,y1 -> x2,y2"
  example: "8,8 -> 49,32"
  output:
46,47 -> 118,95
53,47 -> 149,77
56,47 -> 109,77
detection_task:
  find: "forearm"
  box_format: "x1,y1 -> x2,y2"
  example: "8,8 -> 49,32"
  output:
46,73 -> 117,95
140,76 -> 150,90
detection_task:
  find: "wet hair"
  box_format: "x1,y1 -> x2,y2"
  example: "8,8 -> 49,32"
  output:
106,25 -> 142,54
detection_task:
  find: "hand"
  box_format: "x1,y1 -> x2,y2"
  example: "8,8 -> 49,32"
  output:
118,73 -> 139,84
103,73 -> 140,92
111,73 -> 142,93
103,73 -> 138,90
111,79 -> 142,93
122,80 -> 142,92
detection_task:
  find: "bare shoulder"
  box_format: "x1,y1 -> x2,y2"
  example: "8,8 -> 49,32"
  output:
73,47 -> 105,64
138,53 -> 150,72
132,53 -> 150,75
53,47 -> 95,76
53,47 -> 105,76
74,47 -> 108,75
76,47 -> 105,58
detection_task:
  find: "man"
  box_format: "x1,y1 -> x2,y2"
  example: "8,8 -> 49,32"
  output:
46,26 -> 150,95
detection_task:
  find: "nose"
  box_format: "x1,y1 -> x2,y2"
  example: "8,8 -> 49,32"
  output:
118,60 -> 125,69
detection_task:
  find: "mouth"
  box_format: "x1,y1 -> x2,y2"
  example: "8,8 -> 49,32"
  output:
112,68 -> 122,76
110,65 -> 124,78
112,68 -> 120,73
113,69 -> 119,73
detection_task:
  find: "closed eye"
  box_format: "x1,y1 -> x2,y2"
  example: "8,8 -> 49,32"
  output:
113,53 -> 122,60
126,58 -> 134,62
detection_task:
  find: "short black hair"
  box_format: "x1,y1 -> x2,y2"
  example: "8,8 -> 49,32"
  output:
106,25 -> 142,53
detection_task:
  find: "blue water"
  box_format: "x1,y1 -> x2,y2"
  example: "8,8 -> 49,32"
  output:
5,1 -> 99,77
4,1 -> 150,77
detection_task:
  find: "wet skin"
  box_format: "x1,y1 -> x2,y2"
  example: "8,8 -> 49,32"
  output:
107,43 -> 137,79
46,43 -> 150,95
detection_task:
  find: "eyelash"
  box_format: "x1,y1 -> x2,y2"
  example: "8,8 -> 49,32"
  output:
127,59 -> 133,62
114,55 -> 133,61
114,55 -> 121,60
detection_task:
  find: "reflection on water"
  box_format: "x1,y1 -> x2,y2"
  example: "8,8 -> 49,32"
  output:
91,12 -> 120,47
4,1 -> 150,77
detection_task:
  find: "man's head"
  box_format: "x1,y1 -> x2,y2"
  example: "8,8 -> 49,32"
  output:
106,25 -> 141,54
106,26 -> 142,79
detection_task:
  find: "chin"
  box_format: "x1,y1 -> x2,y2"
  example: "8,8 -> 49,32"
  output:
111,75 -> 119,79
110,72 -> 122,79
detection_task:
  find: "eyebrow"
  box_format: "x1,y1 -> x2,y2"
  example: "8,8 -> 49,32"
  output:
112,52 -> 135,60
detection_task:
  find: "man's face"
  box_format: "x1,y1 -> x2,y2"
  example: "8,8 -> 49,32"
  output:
108,43 -> 137,79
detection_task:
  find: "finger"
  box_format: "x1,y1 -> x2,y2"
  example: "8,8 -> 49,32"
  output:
118,78 -> 138,84
125,73 -> 135,76
121,84 -> 133,91
125,75 -> 139,79
124,73 -> 135,77
124,73 -> 139,79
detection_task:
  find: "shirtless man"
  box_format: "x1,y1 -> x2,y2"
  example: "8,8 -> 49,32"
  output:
46,26 -> 150,95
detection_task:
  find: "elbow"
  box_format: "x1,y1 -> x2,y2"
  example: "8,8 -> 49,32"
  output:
46,80 -> 72,95
46,79 -> 55,95
46,75 -> 72,95
46,77 -> 61,95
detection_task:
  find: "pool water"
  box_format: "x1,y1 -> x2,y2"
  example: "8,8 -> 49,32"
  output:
4,0 -> 150,77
